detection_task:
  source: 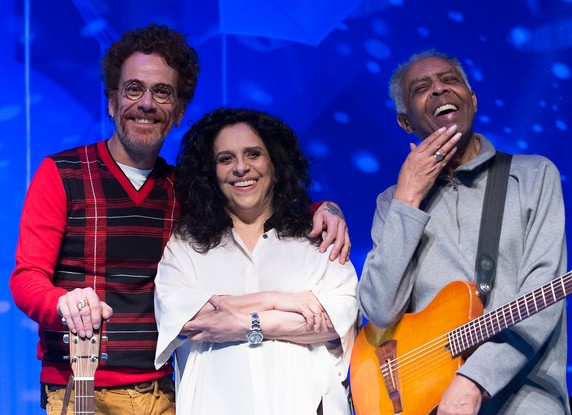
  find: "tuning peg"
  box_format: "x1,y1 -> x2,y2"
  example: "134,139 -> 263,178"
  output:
102,335 -> 109,341
101,353 -> 108,361
62,317 -> 67,326
63,334 -> 69,344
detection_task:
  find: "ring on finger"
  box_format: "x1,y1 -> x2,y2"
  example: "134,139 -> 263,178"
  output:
77,299 -> 88,311
433,151 -> 445,162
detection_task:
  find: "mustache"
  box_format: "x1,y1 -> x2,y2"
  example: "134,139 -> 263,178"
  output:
123,108 -> 164,120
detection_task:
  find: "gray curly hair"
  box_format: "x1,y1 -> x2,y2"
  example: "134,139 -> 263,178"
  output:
389,49 -> 471,114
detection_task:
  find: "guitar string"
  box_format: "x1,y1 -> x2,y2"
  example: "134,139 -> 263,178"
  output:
382,293 -> 559,383
386,279 -> 564,390
389,272 -> 571,372
385,276 -> 565,386
453,274 -> 571,355
379,273 -> 572,386
380,334 -> 450,384
73,334 -> 98,415
384,346 -> 454,391
381,297 -> 536,387
76,367 -> 96,414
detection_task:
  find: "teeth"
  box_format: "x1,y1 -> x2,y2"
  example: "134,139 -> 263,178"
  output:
434,104 -> 458,116
133,118 -> 155,124
234,180 -> 256,187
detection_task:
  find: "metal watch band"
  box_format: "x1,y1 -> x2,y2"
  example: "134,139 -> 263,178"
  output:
251,312 -> 261,331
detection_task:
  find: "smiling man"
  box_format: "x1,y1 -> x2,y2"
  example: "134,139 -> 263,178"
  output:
107,52 -> 185,168
357,50 -> 569,414
10,25 -> 200,415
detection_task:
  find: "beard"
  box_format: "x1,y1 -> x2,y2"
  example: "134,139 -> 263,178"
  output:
113,115 -> 171,161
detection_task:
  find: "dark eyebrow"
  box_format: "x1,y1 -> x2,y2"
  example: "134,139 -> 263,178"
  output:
215,149 -> 234,157
215,146 -> 264,157
407,68 -> 459,89
408,75 -> 431,89
436,68 -> 459,78
123,79 -> 174,89
124,79 -> 143,86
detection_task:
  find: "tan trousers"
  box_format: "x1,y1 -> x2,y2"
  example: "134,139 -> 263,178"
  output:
44,378 -> 175,415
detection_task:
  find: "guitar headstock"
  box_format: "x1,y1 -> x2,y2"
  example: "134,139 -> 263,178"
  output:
67,329 -> 102,378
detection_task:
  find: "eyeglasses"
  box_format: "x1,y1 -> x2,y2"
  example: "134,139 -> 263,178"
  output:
119,81 -> 176,104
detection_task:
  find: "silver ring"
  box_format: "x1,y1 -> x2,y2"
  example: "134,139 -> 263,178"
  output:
433,151 -> 445,162
76,299 -> 88,311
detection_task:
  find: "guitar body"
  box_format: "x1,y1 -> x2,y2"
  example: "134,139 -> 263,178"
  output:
350,281 -> 483,415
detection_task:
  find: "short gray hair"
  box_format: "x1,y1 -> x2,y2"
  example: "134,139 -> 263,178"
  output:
389,49 -> 471,114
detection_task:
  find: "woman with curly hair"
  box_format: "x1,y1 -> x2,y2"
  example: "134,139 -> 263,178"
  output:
154,108 -> 358,415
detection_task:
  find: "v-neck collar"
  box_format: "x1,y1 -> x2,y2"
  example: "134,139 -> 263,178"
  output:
97,140 -> 156,205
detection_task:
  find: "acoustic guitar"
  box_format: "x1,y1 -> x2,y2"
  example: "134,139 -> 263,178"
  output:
64,329 -> 102,414
350,271 -> 571,415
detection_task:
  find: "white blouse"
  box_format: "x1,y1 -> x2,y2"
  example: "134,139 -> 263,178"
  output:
154,228 -> 358,415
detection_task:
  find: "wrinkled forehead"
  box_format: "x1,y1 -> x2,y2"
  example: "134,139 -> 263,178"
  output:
119,52 -> 178,87
402,57 -> 461,89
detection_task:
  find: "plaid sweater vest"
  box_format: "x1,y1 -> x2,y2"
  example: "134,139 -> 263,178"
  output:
42,142 -> 178,371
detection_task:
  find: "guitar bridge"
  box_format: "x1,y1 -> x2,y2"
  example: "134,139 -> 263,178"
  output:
375,340 -> 403,413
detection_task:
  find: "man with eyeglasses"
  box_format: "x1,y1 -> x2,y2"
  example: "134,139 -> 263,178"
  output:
10,24 -> 350,415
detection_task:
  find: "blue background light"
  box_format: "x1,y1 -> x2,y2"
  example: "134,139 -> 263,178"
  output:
2,1 -> 572,413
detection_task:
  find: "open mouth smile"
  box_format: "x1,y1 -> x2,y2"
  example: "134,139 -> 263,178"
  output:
131,117 -> 159,124
233,180 -> 257,187
433,104 -> 458,117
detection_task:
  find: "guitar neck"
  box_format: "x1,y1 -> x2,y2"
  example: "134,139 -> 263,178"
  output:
65,328 -> 101,415
448,271 -> 572,357
74,377 -> 95,415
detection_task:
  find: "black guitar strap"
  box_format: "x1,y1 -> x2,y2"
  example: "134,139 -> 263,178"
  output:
60,374 -> 74,415
475,151 -> 512,306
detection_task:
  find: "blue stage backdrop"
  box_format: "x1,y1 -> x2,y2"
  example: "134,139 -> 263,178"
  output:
2,1 -> 572,413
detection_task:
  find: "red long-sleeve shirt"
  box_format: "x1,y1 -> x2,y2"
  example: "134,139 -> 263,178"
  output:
11,142 -> 174,386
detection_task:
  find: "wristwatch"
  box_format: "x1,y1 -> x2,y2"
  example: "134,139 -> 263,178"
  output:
246,312 -> 263,346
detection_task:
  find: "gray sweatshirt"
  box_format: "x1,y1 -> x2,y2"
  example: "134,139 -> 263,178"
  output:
358,134 -> 569,414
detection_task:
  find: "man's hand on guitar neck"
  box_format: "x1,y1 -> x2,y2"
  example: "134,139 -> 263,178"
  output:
438,374 -> 485,415
57,287 -> 113,338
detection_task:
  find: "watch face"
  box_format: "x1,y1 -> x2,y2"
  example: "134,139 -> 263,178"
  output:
247,330 -> 263,345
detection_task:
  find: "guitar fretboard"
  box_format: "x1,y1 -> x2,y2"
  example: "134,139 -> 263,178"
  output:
448,271 -> 572,357
74,377 -> 95,415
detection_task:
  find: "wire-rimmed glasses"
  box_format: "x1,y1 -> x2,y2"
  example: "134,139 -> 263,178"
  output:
120,81 -> 175,104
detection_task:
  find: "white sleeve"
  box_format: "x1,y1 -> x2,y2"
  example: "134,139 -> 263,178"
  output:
154,234 -> 214,368
312,248 -> 359,369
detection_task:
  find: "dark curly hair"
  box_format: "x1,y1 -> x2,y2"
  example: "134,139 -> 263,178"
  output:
175,108 -> 319,252
101,24 -> 200,107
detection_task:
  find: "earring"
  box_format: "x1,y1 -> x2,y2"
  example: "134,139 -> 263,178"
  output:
109,115 -> 115,122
